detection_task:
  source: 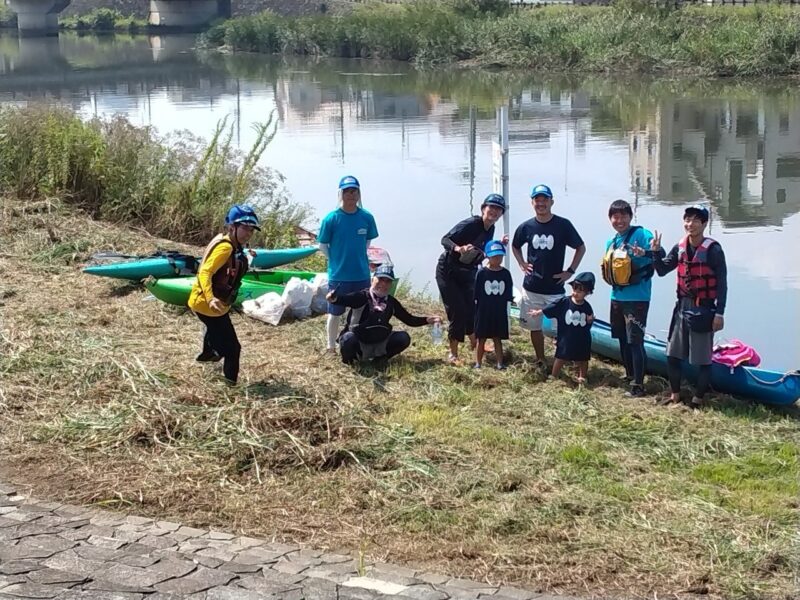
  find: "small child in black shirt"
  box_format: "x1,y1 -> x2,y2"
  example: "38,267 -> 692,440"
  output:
473,240 -> 513,370
529,271 -> 595,382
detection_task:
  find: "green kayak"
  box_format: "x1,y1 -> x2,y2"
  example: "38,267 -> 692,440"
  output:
145,270 -> 319,307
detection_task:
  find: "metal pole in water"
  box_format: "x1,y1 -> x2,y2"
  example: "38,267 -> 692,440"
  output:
493,105 -> 510,268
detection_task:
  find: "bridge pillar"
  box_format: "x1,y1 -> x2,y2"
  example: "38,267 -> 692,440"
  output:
148,0 -> 220,28
7,0 -> 68,35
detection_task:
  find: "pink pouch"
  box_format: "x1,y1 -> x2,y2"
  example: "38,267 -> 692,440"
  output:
712,340 -> 762,372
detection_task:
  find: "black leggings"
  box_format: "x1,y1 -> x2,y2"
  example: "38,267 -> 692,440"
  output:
339,331 -> 411,364
197,312 -> 241,383
667,356 -> 711,399
436,259 -> 476,343
618,338 -> 647,386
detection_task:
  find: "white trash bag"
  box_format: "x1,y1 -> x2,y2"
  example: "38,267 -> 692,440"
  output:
242,293 -> 286,326
310,273 -> 329,315
283,277 -> 314,319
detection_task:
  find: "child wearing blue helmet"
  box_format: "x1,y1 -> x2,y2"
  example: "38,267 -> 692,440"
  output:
473,240 -> 513,370
317,175 -> 379,354
188,204 -> 260,384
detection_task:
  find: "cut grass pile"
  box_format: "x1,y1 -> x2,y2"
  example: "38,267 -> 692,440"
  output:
1,197 -> 799,599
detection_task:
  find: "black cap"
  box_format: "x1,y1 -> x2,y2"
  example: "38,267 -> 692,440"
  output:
568,271 -> 595,292
684,204 -> 709,223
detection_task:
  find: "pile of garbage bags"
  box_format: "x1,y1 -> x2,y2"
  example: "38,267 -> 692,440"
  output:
242,273 -> 329,326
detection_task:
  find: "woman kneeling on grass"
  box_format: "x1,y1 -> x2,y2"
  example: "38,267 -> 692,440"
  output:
188,204 -> 260,385
326,265 -> 441,365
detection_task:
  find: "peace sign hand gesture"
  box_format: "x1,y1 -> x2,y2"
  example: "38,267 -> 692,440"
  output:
650,230 -> 662,253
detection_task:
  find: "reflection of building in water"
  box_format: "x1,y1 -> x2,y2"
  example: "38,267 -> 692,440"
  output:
275,77 -> 433,125
629,99 -> 800,226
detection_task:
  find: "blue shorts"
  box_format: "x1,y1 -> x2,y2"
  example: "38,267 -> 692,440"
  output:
328,279 -> 371,316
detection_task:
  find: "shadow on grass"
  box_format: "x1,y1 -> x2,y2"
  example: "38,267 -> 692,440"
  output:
107,281 -> 142,297
244,377 -> 310,400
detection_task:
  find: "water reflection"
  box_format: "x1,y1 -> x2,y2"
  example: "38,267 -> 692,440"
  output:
1,34 -> 797,368
630,99 -> 800,227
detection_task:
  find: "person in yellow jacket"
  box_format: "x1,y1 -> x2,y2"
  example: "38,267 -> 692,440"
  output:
188,204 -> 260,384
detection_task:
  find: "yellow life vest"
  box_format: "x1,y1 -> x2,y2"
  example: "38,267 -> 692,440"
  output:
601,226 -> 650,288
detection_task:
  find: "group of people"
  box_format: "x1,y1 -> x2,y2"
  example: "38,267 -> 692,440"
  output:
188,175 -> 728,407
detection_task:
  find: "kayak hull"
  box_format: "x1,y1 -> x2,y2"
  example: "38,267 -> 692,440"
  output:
145,270 -> 318,308
84,257 -> 193,280
84,247 -> 319,280
510,307 -> 799,406
250,246 -> 318,269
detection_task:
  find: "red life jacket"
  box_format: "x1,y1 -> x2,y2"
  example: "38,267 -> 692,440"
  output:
677,236 -> 718,300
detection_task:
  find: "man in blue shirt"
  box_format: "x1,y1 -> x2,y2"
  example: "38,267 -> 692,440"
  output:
512,184 -> 585,370
317,175 -> 379,352
602,199 -> 655,397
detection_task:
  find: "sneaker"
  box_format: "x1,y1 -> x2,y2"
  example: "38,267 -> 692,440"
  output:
447,354 -> 462,366
533,359 -> 547,372
689,396 -> 704,409
196,351 -> 222,363
472,363 -> 481,369
495,363 -> 507,371
625,384 -> 646,398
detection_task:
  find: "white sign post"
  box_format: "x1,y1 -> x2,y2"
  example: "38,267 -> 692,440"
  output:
493,105 -> 510,267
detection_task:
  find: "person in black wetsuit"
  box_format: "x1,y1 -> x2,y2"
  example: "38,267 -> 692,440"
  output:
647,204 -> 727,409
326,265 -> 440,365
436,193 -> 506,365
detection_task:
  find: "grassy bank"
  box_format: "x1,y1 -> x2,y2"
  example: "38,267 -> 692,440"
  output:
60,8 -> 148,33
1,198 -> 799,599
203,1 -> 800,76
0,105 -> 310,248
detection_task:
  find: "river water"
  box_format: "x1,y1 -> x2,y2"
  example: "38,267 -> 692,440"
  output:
1,33 -> 798,371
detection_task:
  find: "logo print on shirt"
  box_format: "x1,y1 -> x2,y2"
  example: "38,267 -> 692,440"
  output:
565,309 -> 588,327
531,234 -> 555,250
484,280 -> 506,296
357,228 -> 367,235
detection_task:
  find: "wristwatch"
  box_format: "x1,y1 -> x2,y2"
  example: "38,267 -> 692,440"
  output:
567,267 -> 575,274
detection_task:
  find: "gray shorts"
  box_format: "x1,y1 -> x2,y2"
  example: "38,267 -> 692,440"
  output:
666,297 -> 713,366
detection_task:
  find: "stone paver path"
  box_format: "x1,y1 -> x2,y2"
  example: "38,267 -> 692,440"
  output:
0,483 -> 593,600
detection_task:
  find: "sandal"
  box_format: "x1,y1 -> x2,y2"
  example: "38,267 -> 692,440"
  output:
447,354 -> 462,366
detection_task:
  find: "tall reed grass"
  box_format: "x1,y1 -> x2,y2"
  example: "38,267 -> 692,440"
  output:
0,106 -> 309,247
202,2 -> 800,76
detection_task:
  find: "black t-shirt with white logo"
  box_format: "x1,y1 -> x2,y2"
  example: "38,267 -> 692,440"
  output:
543,296 -> 593,361
512,215 -> 583,294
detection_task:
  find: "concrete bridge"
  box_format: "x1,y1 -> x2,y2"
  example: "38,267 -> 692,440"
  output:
5,0 -> 230,35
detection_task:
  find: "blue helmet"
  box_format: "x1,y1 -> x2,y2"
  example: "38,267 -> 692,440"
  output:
225,204 -> 261,230
530,184 -> 553,199
481,193 -> 506,212
338,175 -> 360,191
484,239 -> 506,258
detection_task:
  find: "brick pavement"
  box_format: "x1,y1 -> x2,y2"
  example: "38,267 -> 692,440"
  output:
0,483 -> 596,600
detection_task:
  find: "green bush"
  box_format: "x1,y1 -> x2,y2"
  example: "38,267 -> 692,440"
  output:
207,3 -> 800,76
60,9 -> 147,33
0,106 -> 309,247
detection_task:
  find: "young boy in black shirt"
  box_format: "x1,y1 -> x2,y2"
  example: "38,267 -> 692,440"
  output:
529,272 -> 595,382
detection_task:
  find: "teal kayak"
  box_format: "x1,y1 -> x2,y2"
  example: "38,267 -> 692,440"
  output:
84,247 -> 318,280
145,270 -> 319,308
509,306 -> 799,406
